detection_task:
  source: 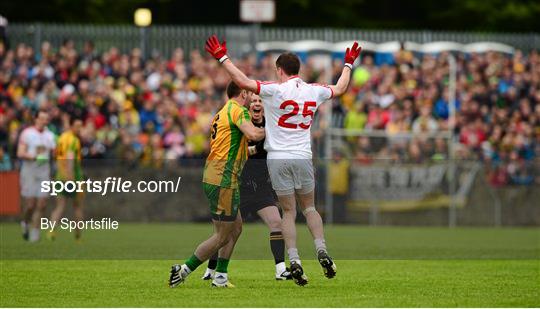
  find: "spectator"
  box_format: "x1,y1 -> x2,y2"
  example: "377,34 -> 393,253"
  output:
329,151 -> 350,223
0,144 -> 12,171
0,40 -> 536,187
412,104 -> 438,133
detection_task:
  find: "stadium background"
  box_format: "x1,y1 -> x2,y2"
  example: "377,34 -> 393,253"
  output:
1,22 -> 538,226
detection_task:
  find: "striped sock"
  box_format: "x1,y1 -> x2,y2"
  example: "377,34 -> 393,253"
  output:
270,231 -> 285,264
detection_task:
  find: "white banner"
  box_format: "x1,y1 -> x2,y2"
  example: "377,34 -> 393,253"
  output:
349,162 -> 481,211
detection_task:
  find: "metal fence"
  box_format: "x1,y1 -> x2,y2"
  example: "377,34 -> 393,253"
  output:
6,23 -> 539,58
312,129 -> 539,226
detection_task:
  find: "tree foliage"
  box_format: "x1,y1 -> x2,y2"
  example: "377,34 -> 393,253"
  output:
0,0 -> 538,32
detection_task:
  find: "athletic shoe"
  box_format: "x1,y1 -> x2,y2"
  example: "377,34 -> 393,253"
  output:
276,269 -> 292,280
20,221 -> 28,241
317,250 -> 337,279
211,274 -> 235,288
201,268 -> 215,280
275,262 -> 292,280
168,264 -> 190,288
290,261 -> 308,286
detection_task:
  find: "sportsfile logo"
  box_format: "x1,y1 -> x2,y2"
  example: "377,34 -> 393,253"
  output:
41,177 -> 182,196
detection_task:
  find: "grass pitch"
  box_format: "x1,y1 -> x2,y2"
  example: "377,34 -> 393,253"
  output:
1,223 -> 539,307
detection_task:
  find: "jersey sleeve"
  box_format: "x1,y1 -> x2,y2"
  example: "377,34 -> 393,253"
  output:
256,81 -> 279,98
312,84 -> 334,102
232,105 -> 251,127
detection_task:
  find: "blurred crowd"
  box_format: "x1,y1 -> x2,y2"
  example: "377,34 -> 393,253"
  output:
332,48 -> 539,186
0,39 -> 538,186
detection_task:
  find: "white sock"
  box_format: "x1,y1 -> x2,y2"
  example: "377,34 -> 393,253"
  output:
288,248 -> 300,262
314,238 -> 327,253
29,228 -> 40,242
181,264 -> 192,274
275,261 -> 286,274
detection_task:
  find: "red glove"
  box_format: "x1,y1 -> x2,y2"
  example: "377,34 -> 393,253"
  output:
344,41 -> 361,69
205,35 -> 228,63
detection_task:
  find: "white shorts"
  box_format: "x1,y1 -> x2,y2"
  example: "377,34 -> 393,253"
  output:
266,153 -> 315,196
20,165 -> 50,198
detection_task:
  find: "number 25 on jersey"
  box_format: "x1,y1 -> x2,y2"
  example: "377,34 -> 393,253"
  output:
278,101 -> 316,130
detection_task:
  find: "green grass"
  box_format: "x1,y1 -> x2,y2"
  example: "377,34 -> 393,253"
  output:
1,223 -> 539,307
1,223 -> 538,260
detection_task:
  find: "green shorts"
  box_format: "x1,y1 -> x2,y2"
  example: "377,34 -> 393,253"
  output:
203,183 -> 240,222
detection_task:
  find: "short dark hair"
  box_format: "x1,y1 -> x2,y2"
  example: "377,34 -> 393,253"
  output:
34,109 -> 48,119
276,52 -> 300,76
226,81 -> 242,99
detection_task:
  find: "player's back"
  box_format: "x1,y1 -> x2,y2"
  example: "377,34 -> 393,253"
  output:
203,99 -> 250,188
257,76 -> 333,159
56,131 -> 81,161
55,131 -> 83,181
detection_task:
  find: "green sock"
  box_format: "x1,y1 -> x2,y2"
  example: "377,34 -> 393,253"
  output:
185,254 -> 202,272
216,258 -> 230,273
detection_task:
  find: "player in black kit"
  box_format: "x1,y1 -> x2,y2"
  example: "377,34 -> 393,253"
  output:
201,94 -> 292,281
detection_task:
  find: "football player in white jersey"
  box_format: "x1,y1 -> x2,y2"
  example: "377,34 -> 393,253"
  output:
205,35 -> 361,286
17,110 -> 56,242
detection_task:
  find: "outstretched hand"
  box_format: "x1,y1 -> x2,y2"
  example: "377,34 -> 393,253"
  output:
344,41 -> 361,68
205,35 -> 228,63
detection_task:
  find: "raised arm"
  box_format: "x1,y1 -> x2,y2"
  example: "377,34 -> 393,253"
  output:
329,41 -> 362,97
205,35 -> 258,93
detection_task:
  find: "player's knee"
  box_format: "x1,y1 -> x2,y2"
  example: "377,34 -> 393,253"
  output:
283,209 -> 296,221
282,206 -> 296,214
302,206 -> 317,216
213,229 -> 225,240
267,218 -> 282,231
216,234 -> 229,248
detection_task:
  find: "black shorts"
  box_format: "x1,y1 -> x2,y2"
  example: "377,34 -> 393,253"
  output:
240,180 -> 278,216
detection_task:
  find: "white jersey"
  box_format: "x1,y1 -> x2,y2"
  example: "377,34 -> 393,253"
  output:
256,76 -> 333,159
19,126 -> 56,172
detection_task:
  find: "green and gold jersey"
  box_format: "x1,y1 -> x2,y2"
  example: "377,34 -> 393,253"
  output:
55,131 -> 83,181
203,99 -> 251,189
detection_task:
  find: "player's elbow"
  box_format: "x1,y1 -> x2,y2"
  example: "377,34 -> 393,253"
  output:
239,79 -> 258,93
